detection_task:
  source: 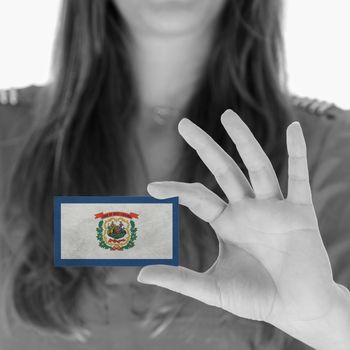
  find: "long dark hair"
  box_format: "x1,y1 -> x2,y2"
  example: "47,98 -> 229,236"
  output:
1,0 -> 294,347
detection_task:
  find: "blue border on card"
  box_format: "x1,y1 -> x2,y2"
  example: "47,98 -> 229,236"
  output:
54,196 -> 179,267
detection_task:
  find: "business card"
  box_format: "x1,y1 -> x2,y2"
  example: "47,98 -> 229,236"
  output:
54,196 -> 179,266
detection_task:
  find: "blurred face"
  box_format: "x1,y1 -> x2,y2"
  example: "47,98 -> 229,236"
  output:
113,0 -> 227,37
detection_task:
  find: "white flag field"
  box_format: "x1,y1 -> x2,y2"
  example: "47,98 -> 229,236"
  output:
54,197 -> 179,266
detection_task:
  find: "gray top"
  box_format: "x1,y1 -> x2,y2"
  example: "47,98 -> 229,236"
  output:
0,86 -> 350,350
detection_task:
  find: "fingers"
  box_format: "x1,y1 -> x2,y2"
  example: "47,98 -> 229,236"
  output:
137,265 -> 221,308
286,122 -> 313,205
147,181 -> 227,223
221,110 -> 283,200
178,118 -> 253,202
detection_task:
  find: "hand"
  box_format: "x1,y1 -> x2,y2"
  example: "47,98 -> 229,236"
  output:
137,109 -> 350,349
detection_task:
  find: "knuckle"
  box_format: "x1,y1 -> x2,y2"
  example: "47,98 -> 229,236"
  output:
209,205 -> 227,226
214,164 -> 235,180
248,162 -> 269,175
288,173 -> 309,182
191,182 -> 207,196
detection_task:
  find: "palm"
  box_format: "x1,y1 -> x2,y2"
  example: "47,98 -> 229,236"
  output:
207,199 -> 333,324
138,110 -> 337,334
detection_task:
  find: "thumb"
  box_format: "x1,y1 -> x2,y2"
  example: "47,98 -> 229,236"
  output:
137,265 -> 220,308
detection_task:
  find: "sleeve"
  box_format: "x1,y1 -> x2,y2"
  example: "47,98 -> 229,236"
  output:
310,117 -> 350,289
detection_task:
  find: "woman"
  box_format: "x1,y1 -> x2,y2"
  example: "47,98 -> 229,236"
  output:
1,0 -> 350,349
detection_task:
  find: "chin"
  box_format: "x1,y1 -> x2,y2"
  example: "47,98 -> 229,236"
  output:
144,13 -> 208,37
144,0 -> 203,35
114,0 -> 226,37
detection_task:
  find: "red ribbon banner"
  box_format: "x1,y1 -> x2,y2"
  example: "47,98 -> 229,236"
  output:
95,211 -> 139,220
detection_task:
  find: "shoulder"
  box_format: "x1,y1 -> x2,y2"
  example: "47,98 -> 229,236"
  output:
291,94 -> 350,176
291,95 -> 350,146
0,84 -> 44,108
0,85 -> 45,141
291,95 -> 350,123
290,95 -> 350,218
291,95 -> 350,134
290,95 -> 350,166
0,85 -> 46,196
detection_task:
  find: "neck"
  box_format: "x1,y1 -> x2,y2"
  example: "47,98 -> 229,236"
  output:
127,26 -> 217,121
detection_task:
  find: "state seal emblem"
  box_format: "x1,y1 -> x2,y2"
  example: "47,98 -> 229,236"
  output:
95,211 -> 139,251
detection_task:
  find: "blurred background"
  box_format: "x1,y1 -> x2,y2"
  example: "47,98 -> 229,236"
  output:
0,0 -> 349,109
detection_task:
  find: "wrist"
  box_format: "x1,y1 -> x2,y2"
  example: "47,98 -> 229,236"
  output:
315,282 -> 350,350
303,282 -> 350,350
275,282 -> 350,350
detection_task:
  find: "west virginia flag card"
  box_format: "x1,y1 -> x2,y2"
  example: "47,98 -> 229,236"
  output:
54,196 -> 179,267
